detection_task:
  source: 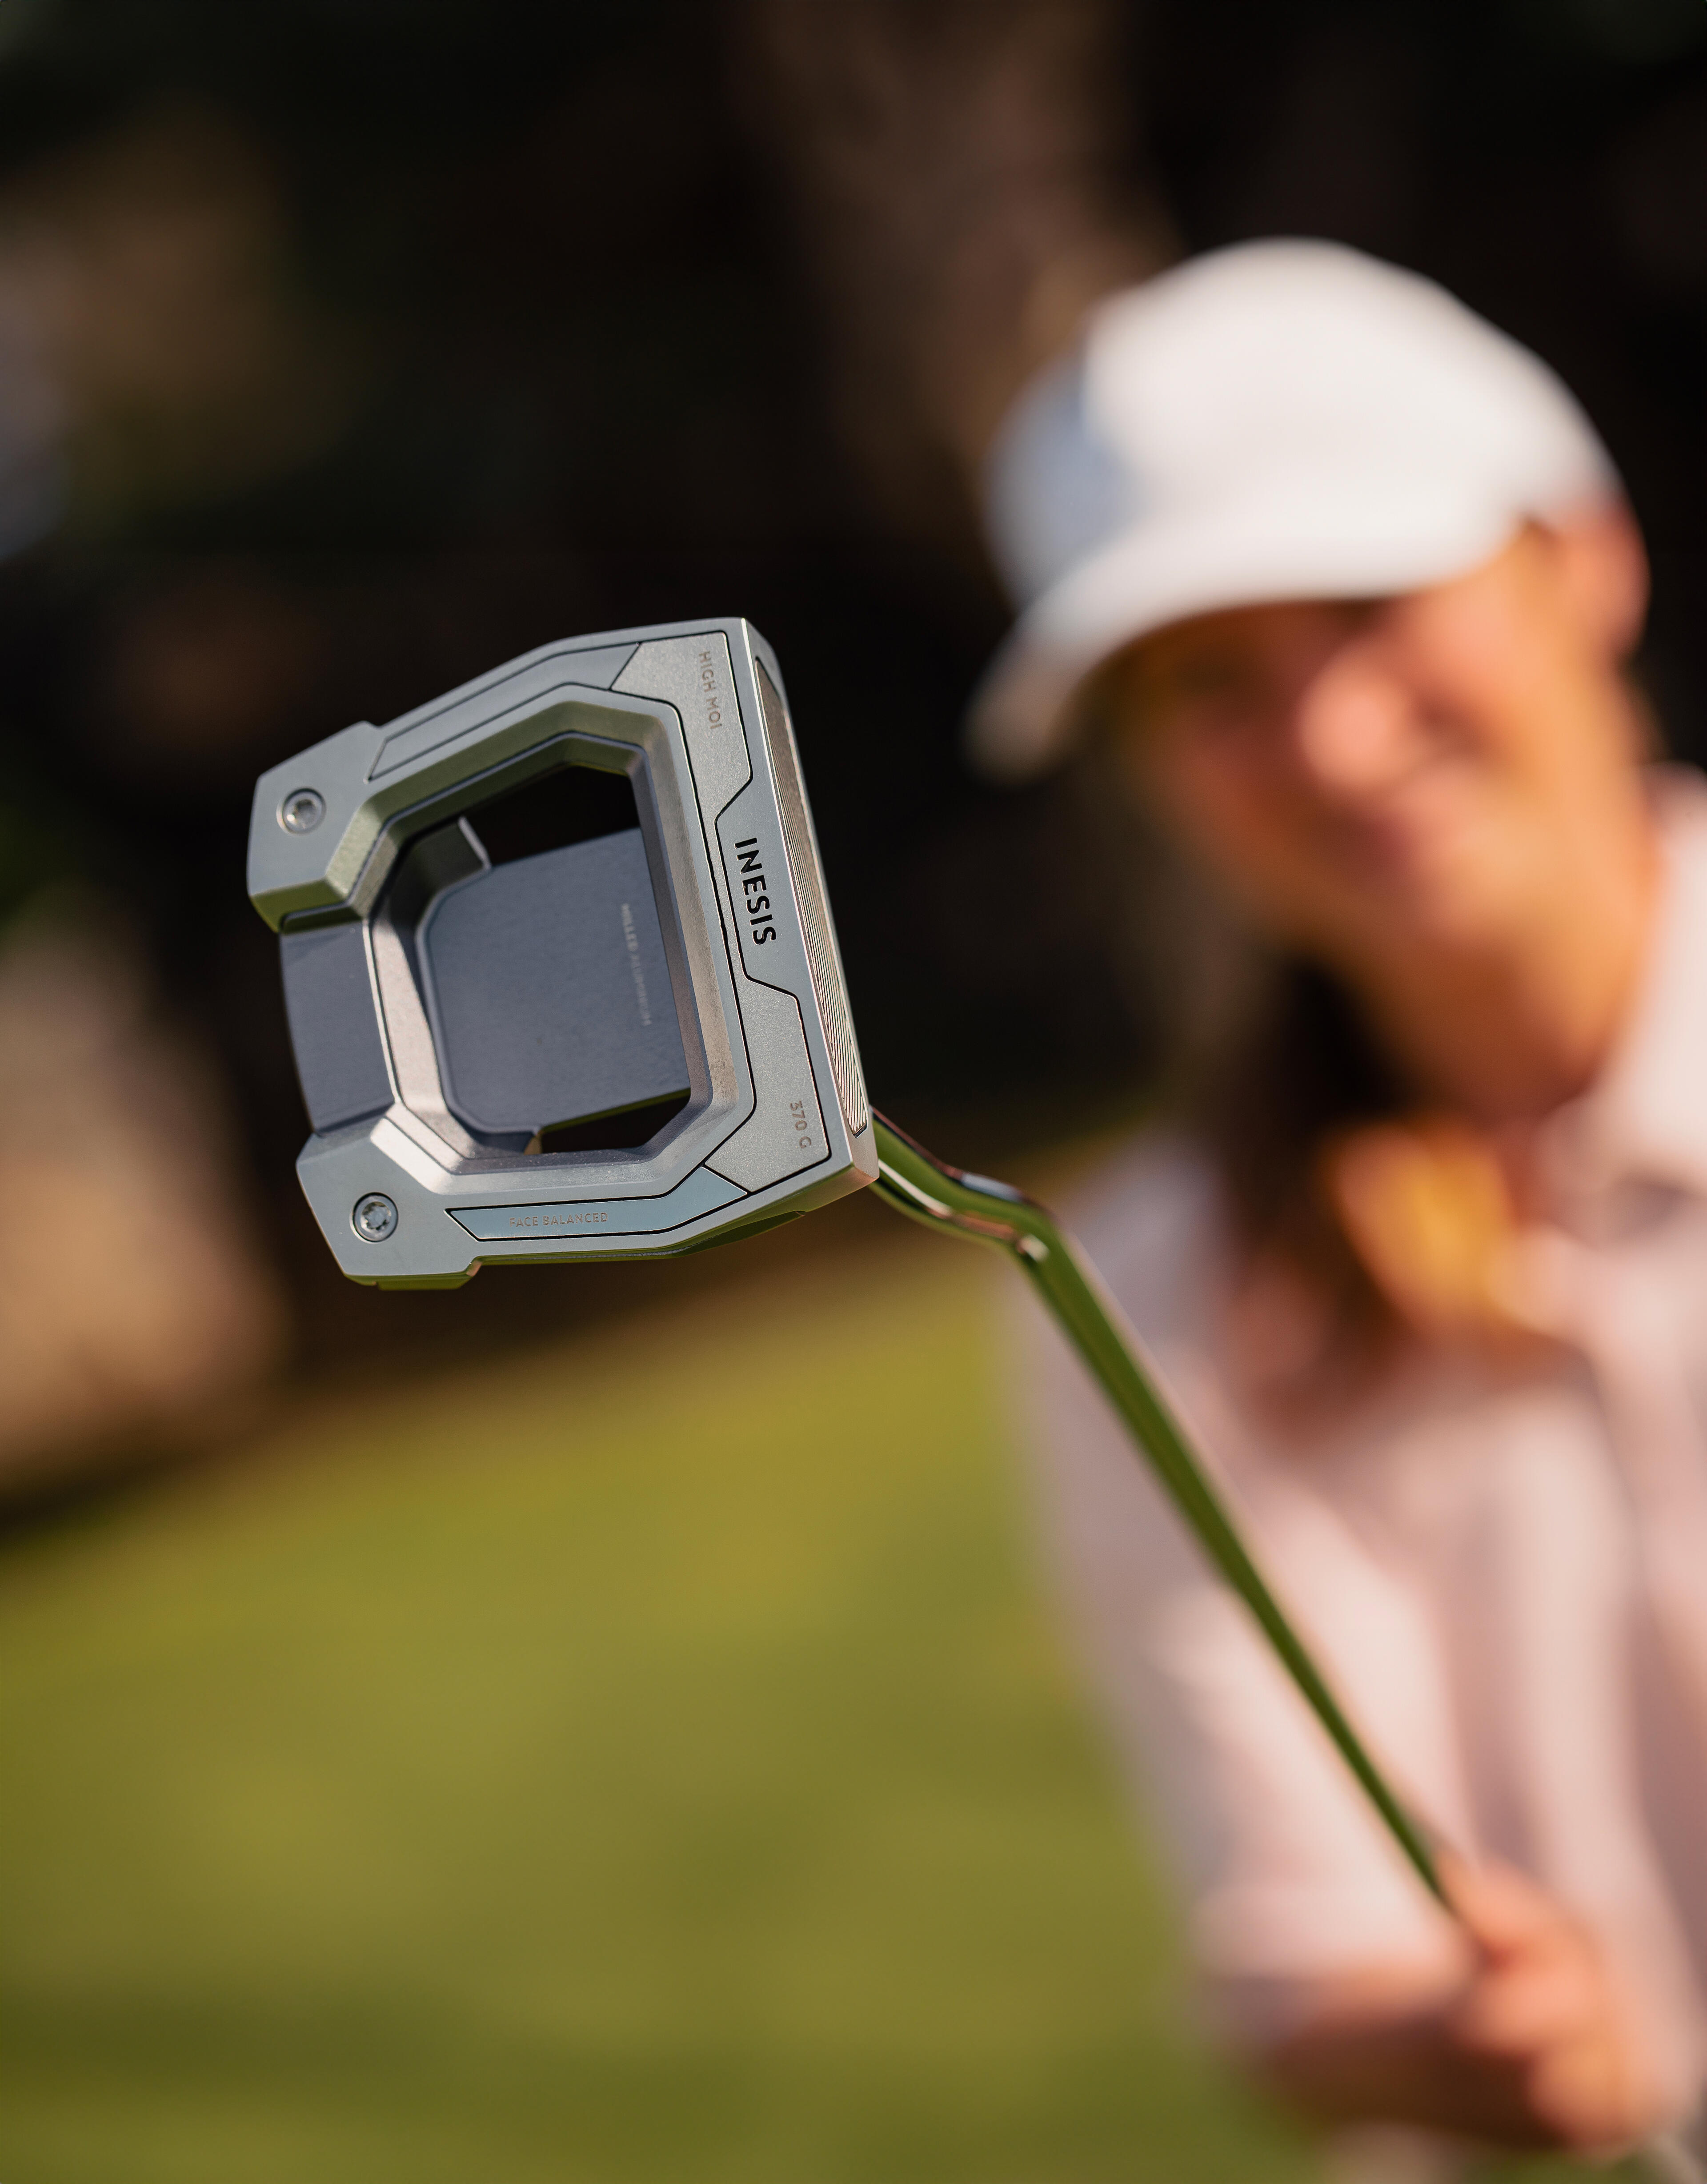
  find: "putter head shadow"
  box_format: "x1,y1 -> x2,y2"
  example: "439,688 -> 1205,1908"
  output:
248,619 -> 876,1287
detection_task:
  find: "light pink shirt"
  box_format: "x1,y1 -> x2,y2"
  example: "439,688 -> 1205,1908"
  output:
1024,774 -> 1707,2112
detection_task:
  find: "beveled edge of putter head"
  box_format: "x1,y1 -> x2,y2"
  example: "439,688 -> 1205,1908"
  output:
247,617 -> 877,1287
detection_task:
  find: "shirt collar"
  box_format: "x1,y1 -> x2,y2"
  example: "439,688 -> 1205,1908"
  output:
1539,766 -> 1707,1205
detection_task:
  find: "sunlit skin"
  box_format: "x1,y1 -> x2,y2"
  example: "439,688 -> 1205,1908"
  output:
1255,1858 -> 1667,2150
1110,511 -> 1659,1125
1106,510 -> 1674,2150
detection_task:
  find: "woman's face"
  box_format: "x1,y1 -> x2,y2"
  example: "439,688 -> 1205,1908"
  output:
1111,517 -> 1651,981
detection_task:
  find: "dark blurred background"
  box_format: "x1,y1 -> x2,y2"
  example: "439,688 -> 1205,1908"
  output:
2,0 -> 1706,1482
5,12 -> 1707,2177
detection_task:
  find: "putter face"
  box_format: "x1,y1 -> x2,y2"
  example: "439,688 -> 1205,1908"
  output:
248,619 -> 876,1286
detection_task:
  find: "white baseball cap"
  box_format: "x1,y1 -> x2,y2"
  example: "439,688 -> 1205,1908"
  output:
969,238 -> 1622,780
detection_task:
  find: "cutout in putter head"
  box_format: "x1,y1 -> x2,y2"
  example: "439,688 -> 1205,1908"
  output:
247,616 -> 1443,1910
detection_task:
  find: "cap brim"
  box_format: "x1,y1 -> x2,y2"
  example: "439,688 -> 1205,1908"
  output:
966,486 -> 1521,782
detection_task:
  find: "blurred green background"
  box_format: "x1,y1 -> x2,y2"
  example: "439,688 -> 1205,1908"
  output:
3,1208 -> 1608,2184
5,1216 -> 1316,2184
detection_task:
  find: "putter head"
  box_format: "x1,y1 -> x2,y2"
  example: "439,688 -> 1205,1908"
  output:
248,618 -> 876,1286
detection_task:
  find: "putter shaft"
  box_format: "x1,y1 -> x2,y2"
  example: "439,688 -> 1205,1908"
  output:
870,1112 -> 1446,1906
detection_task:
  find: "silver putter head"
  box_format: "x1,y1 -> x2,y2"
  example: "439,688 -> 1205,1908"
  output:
248,618 -> 876,1286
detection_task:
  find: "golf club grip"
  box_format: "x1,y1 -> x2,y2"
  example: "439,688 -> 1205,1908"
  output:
868,1113 -> 1446,1904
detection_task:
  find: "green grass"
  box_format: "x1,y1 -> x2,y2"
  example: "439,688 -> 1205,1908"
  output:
0,1224 -> 1560,2183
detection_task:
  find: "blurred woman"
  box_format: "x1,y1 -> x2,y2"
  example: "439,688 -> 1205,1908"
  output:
975,241 -> 1707,2158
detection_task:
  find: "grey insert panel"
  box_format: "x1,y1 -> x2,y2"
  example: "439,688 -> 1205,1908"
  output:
280,923 -> 392,1132
421,827 -> 689,1139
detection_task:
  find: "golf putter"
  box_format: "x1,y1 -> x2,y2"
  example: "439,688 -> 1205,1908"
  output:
247,614 -> 1442,1898
249,618 -> 1707,2180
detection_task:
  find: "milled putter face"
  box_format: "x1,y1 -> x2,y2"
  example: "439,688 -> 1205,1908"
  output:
248,618 -> 876,1286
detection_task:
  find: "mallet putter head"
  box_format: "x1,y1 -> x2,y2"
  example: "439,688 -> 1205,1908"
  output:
247,618 -> 876,1287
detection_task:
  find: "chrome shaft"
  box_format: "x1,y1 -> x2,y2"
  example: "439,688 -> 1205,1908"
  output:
870,1112 -> 1445,1903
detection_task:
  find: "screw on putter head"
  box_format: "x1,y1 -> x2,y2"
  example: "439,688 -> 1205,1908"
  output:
248,617 -> 1442,1899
